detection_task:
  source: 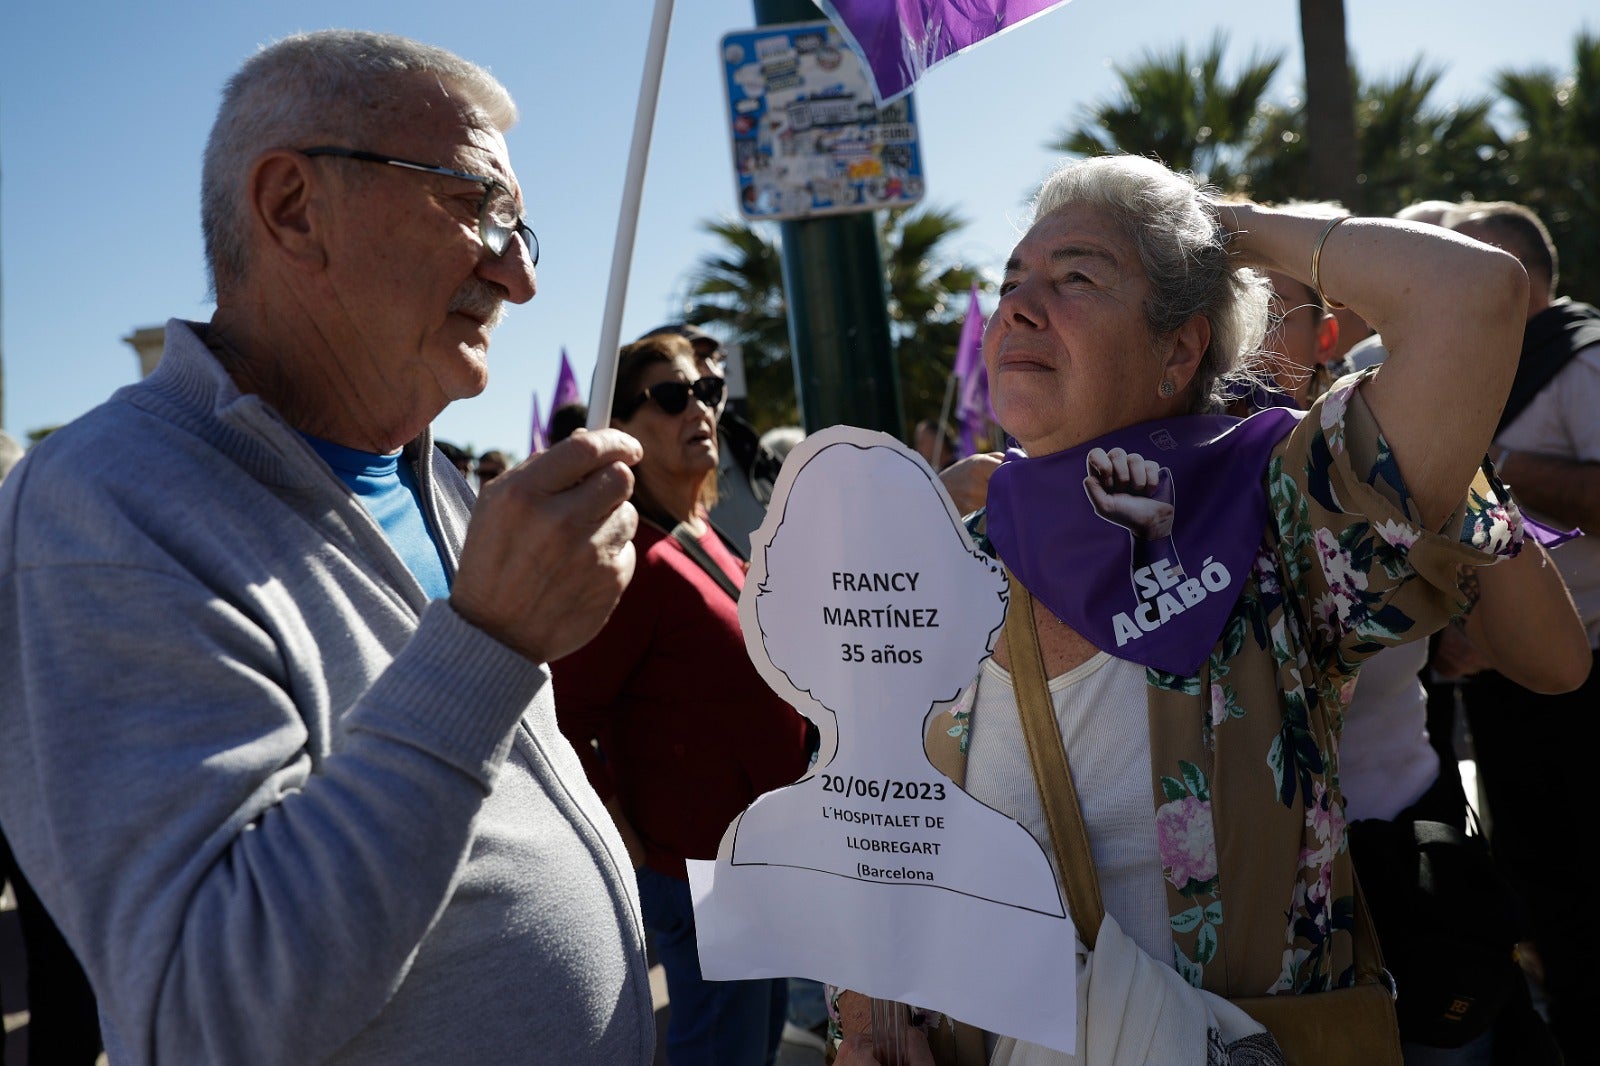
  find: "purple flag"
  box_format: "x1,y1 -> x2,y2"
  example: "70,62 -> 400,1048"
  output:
952,283 -> 991,458
817,0 -> 1075,106
546,349 -> 583,440
530,392 -> 548,456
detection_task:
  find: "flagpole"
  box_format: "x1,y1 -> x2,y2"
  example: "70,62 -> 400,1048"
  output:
587,0 -> 675,430
950,281 -> 985,458
934,371 -> 958,462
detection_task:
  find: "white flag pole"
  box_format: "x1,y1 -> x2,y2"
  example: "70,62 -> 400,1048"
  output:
587,0 -> 676,430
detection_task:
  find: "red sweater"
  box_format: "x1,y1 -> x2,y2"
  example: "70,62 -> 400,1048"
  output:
551,518 -> 811,879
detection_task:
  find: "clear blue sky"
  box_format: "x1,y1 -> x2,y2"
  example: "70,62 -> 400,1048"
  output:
1,0 -> 1592,456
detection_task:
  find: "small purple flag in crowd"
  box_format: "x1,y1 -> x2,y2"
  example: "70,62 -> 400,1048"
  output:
547,348 -> 583,441
952,282 -> 992,458
530,392 -> 548,456
817,0 -> 1075,106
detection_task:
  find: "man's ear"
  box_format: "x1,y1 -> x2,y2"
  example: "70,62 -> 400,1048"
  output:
246,149 -> 327,272
1163,313 -> 1211,392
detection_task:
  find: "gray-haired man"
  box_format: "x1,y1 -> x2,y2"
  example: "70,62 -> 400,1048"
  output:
0,31 -> 653,1064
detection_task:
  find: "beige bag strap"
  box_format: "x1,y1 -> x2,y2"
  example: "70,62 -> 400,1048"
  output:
1003,575 -> 1106,949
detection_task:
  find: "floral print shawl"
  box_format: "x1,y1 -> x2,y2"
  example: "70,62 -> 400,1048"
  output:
924,371 -> 1516,1002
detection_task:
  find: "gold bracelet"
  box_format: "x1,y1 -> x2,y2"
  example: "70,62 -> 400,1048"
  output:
1310,215 -> 1349,310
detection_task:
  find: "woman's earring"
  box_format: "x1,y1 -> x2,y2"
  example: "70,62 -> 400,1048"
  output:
1159,379 -> 1175,398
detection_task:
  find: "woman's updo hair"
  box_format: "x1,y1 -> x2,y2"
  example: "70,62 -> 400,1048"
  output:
1028,155 -> 1271,411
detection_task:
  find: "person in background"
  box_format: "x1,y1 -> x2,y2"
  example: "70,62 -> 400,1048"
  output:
759,424 -> 805,465
0,30 -> 653,1065
1341,535 -> 1582,1065
637,323 -> 781,559
553,332 -> 812,1066
1444,199 -> 1600,1061
435,438 -> 475,478
1315,198 -> 1483,851
1249,264 -> 1582,1065
1328,302 -> 1374,364
0,833 -> 103,1065
1257,267 -> 1340,408
474,448 -> 509,485
834,153 -> 1527,1064
1399,200 -> 1461,226
913,417 -> 959,471
1223,201 -> 1344,413
549,401 -> 589,445
0,430 -> 104,1066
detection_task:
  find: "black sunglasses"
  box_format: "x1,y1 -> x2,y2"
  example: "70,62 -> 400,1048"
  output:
624,375 -> 725,418
300,146 -> 539,264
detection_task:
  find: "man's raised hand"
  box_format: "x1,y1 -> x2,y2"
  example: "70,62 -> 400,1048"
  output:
452,429 -> 642,663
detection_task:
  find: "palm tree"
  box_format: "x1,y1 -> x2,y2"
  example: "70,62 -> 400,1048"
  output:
1256,61 -> 1504,213
1055,33 -> 1505,217
1297,0 -> 1358,208
1348,62 -> 1503,214
681,218 -> 795,429
1493,32 -> 1600,302
1045,25 -> 1599,297
1049,33 -> 1284,194
680,207 -> 985,434
878,205 -> 985,429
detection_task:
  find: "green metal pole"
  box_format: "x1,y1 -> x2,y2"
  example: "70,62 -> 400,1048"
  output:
752,0 -> 904,439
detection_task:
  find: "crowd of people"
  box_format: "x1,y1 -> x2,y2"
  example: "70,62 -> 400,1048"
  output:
1,26 -> 1594,1066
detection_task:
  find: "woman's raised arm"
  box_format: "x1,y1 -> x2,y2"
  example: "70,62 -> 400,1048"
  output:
1217,203 -> 1528,529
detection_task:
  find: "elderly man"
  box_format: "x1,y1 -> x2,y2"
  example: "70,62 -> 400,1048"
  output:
0,30 -> 653,1065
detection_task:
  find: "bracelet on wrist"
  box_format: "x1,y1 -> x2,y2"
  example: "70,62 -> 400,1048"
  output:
1310,215 -> 1350,310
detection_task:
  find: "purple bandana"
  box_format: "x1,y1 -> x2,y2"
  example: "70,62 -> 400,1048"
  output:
986,409 -> 1300,676
1525,514 -> 1582,549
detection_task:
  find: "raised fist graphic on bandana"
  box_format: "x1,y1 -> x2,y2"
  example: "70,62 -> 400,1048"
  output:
1083,447 -> 1175,540
1084,445 -> 1187,608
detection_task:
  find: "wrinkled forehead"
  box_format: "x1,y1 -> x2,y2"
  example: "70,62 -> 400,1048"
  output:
1008,203 -> 1137,273
385,73 -> 521,190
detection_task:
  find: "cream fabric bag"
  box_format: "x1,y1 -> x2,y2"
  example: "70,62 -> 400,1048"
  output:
990,913 -> 1276,1066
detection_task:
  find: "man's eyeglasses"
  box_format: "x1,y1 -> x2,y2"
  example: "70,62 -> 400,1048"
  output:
301,146 -> 539,264
623,376 -> 726,418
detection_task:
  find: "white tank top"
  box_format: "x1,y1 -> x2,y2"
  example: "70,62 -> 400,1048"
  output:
964,653 -> 1169,960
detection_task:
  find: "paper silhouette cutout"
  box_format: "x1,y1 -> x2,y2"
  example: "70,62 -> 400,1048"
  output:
687,426 -> 1079,1054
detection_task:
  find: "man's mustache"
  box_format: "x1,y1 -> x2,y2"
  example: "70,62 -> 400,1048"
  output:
448,281 -> 508,329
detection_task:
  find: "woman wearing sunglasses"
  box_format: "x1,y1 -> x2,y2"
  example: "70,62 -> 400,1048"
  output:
552,332 -> 813,1066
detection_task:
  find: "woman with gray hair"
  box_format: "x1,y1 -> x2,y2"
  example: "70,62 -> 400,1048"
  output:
834,154 -> 1528,1064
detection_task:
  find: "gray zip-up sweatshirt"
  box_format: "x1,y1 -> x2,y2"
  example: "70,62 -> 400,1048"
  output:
0,321 -> 654,1064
